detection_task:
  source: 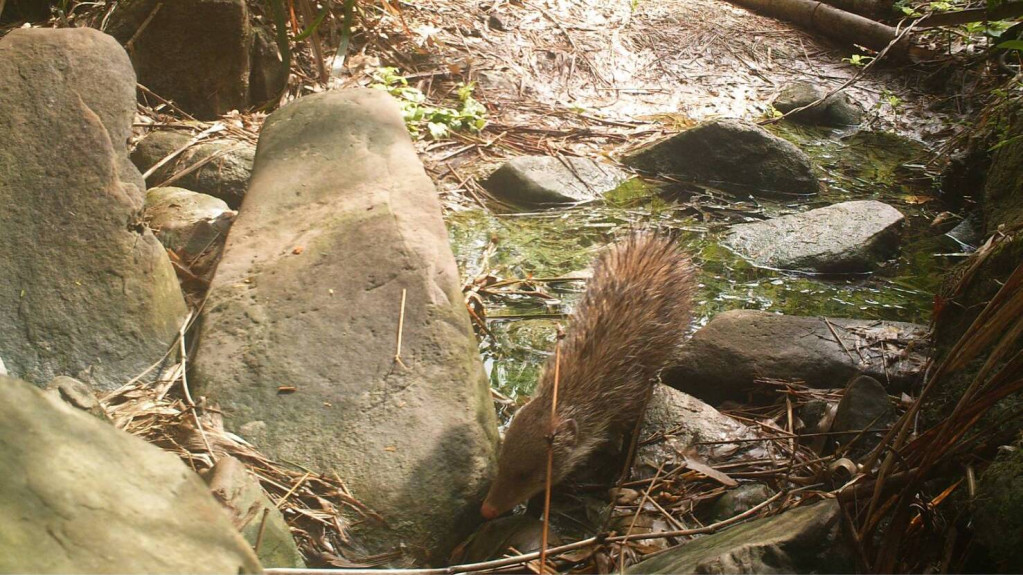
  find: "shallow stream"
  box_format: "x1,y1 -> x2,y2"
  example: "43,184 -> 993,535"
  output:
446,125 -> 963,403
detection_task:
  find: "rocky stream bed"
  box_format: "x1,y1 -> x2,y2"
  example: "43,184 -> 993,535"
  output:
1,0 -> 1022,573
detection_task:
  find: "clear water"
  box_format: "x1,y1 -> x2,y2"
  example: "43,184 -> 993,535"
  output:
446,126 -> 962,401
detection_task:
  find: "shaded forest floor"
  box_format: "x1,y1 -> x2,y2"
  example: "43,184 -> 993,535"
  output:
318,0 -> 979,206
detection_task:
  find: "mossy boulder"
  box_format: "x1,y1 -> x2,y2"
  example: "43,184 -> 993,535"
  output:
974,444 -> 1023,571
982,121 -> 1023,233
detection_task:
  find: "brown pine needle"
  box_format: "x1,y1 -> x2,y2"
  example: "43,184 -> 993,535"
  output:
540,328 -> 564,575
179,312 -> 215,460
254,507 -> 271,554
394,288 -> 409,370
277,471 -> 312,509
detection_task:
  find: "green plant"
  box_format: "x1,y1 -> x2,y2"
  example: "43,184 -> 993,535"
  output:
881,90 -> 903,110
843,53 -> 874,67
893,0 -> 921,16
963,19 -> 1015,37
997,39 -> 1023,51
370,67 -> 487,139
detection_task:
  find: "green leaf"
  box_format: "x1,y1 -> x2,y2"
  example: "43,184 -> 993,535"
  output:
428,122 -> 449,139
996,39 -> 1023,51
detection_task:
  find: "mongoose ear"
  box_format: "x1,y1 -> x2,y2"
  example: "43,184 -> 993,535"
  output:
556,417 -> 579,446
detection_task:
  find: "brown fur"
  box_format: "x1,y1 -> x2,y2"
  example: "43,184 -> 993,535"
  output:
481,233 -> 697,518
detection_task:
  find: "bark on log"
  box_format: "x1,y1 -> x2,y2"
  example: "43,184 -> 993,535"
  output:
917,2 -> 1023,28
726,0 -> 915,59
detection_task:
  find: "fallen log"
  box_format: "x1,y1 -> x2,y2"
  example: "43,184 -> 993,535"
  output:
916,2 -> 1023,28
725,0 -> 921,60
820,0 -> 893,18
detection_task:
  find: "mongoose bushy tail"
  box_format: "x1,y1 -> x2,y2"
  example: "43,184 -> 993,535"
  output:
481,232 -> 697,519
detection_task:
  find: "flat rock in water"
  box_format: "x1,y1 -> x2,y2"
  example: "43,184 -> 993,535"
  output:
0,28 -> 187,390
773,81 -> 863,127
623,118 -> 819,198
626,500 -> 852,573
132,130 -> 256,209
483,155 -> 629,206
0,376 -> 261,573
193,88 -> 498,566
724,200 -> 905,273
664,310 -> 927,403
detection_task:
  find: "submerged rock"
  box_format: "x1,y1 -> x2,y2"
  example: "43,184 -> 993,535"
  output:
132,130 -> 256,208
0,376 -> 261,573
483,155 -> 629,206
626,500 -> 851,573
724,200 -> 904,273
664,310 -> 928,403
623,119 -> 819,198
0,28 -> 187,390
193,88 -> 498,565
773,81 -> 863,127
946,212 -> 982,252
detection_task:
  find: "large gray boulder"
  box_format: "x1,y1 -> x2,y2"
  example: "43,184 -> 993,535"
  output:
0,376 -> 262,573
482,155 -> 629,206
623,119 -> 819,198
132,130 -> 256,208
626,500 -> 852,573
664,310 -> 927,403
0,28 -> 188,390
193,88 -> 499,565
724,200 -> 905,273
107,0 -> 287,119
